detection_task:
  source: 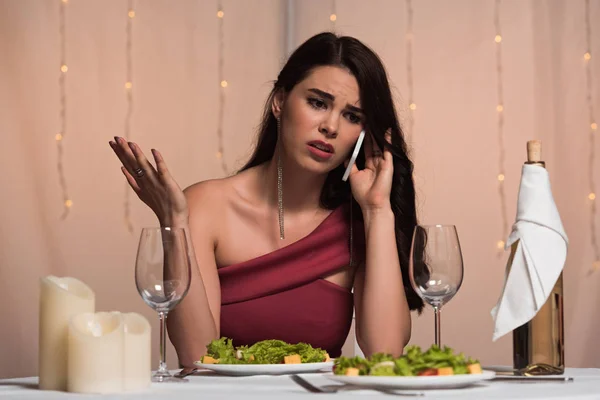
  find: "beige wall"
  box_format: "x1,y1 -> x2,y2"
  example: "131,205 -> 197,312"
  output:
1,0 -> 598,379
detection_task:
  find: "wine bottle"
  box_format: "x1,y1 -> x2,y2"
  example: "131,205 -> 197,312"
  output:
512,140 -> 565,375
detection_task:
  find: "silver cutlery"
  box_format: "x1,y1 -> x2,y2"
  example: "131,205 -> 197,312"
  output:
175,368 -> 199,378
493,375 -> 574,383
485,366 -> 574,382
290,375 -> 424,396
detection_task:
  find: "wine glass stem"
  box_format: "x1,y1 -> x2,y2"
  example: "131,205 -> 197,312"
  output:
158,311 -> 168,374
434,306 -> 441,347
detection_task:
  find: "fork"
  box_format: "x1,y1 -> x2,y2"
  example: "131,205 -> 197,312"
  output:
290,375 -> 424,396
175,367 -> 198,378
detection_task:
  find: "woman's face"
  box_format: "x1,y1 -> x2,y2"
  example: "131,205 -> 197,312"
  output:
275,66 -> 364,175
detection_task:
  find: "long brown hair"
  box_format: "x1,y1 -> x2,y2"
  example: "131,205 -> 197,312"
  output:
240,32 -> 424,312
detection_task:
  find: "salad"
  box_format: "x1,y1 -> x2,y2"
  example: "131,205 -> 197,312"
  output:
199,337 -> 330,365
333,345 -> 482,377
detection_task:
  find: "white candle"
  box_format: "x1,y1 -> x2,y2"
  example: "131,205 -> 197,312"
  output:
67,312 -> 124,394
39,276 -> 95,391
123,313 -> 151,391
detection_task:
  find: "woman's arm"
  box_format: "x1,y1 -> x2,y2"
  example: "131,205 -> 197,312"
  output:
109,139 -> 221,367
166,181 -> 222,368
353,207 -> 411,358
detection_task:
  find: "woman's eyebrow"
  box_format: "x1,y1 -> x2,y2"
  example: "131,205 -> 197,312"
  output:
307,88 -> 363,113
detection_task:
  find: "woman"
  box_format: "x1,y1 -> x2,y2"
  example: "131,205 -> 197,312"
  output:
110,32 -> 424,368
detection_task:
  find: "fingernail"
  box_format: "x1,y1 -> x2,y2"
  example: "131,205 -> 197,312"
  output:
128,142 -> 136,151
114,136 -> 120,143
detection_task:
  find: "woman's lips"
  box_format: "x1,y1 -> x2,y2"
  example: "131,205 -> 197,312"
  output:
307,141 -> 335,160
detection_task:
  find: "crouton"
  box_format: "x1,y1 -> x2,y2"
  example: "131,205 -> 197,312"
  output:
284,354 -> 302,364
437,367 -> 454,376
202,355 -> 219,364
345,367 -> 360,376
323,352 -> 330,362
467,363 -> 482,374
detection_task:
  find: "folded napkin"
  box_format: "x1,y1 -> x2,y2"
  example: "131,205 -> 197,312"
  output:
491,164 -> 568,341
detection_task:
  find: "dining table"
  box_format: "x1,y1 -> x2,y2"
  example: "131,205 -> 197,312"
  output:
1,367 -> 600,399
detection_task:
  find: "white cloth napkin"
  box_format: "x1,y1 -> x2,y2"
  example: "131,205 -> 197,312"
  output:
491,164 -> 568,341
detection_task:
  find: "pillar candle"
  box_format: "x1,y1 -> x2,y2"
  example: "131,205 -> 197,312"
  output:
67,312 -> 124,394
38,276 -> 95,391
123,312 -> 151,391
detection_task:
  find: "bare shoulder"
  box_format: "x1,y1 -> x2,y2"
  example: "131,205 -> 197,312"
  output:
184,178 -> 232,222
184,166 -> 258,207
183,170 -> 254,226
184,178 -> 229,205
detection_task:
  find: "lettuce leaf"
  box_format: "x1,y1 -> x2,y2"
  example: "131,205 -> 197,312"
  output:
333,345 -> 480,376
204,338 -> 328,364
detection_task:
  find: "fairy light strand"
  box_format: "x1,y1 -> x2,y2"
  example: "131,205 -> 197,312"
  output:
330,0 -> 337,29
494,0 -> 509,252
406,0 -> 415,141
583,0 -> 600,270
216,2 -> 228,174
57,0 -> 72,219
124,0 -> 135,233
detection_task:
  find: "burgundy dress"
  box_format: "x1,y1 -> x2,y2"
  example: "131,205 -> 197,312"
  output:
218,205 -> 362,357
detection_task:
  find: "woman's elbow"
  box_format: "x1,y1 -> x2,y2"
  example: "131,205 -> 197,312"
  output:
358,332 -> 410,358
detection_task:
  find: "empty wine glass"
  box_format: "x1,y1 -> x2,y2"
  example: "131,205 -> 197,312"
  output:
135,227 -> 191,382
409,225 -> 464,347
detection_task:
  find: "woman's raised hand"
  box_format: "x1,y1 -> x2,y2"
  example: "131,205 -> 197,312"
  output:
109,136 -> 188,226
347,129 -> 394,212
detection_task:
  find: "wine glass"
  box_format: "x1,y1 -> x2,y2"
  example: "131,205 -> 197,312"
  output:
409,225 -> 464,347
135,227 -> 191,382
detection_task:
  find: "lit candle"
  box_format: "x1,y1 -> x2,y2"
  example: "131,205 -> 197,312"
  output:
123,313 -> 151,391
67,312 -> 124,394
38,276 -> 95,391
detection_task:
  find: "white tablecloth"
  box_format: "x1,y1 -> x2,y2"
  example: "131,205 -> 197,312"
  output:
1,368 -> 599,399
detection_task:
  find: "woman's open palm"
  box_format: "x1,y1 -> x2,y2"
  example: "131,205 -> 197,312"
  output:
109,137 -> 188,225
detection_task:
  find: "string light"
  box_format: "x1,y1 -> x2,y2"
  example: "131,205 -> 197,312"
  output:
57,0 -> 72,218
330,0 -> 337,29
216,1 -> 228,174
405,0 -> 415,140
124,0 -> 135,233
583,0 -> 599,270
494,0 -> 509,252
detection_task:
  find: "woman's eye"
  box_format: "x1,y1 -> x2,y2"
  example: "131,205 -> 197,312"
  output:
346,113 -> 361,124
308,98 -> 327,109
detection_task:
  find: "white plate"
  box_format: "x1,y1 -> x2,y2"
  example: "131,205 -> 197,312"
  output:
193,361 -> 334,376
326,370 -> 496,390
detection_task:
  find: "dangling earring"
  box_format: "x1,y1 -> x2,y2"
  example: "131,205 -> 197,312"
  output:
277,117 -> 285,240
349,198 -> 354,267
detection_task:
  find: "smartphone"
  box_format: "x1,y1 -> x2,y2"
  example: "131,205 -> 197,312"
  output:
342,130 -> 365,181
